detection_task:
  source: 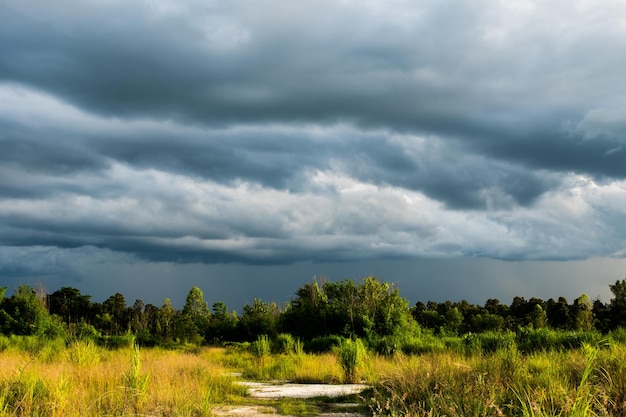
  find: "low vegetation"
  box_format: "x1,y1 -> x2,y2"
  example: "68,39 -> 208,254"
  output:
2,277 -> 626,415
0,333 -> 626,416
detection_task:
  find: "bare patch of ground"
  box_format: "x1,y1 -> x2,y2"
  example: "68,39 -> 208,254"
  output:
212,405 -> 366,417
212,382 -> 370,417
240,382 -> 369,399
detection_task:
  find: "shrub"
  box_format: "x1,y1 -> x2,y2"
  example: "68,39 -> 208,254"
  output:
121,344 -> 150,413
0,373 -> 52,416
463,331 -> 516,355
251,335 -> 271,360
67,340 -> 101,366
68,320 -> 99,341
339,338 -> 365,384
370,335 -> 402,356
97,333 -> 135,349
272,333 -> 296,354
306,335 -> 343,353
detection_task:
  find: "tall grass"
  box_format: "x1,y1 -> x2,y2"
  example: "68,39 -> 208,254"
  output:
339,338 -> 366,384
4,333 -> 626,416
367,341 -> 626,417
0,341 -> 247,416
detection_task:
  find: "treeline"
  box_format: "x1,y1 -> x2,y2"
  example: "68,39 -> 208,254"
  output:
1,277 -> 626,351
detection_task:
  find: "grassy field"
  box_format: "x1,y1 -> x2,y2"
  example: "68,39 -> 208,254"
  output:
2,333 -> 626,416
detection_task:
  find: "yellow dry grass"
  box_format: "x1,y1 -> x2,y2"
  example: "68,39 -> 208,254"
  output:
0,345 -> 246,417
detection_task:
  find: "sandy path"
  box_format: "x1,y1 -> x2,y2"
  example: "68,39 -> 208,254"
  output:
212,382 -> 369,417
241,382 -> 369,399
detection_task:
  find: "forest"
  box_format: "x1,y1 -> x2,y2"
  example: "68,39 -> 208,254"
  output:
1,276 -> 626,352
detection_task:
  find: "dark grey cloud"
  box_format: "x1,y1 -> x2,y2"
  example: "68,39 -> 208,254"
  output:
1,0 -> 626,309
2,0 -> 625,170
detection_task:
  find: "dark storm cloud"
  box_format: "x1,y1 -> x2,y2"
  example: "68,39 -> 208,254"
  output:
3,0 -> 622,188
1,88 -> 552,211
1,0 -> 626,275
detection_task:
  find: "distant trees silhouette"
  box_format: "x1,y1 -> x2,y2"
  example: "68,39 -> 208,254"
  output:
2,277 -> 626,348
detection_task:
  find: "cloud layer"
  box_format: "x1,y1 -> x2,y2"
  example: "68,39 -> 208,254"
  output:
1,0 -> 626,285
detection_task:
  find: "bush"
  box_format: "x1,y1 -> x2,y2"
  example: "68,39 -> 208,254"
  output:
251,335 -> 271,359
306,335 -> 343,353
67,340 -> 101,366
516,328 -> 603,353
370,335 -> 402,356
463,331 -> 516,355
97,333 -> 136,349
609,327 -> 626,344
338,338 -> 365,384
68,321 -> 100,341
272,333 -> 296,354
401,333 -> 447,355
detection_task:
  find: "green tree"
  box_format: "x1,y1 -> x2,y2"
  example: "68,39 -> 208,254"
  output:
571,294 -> 594,331
157,298 -> 176,342
529,304 -> 548,329
101,292 -> 129,335
546,297 -> 570,329
358,277 -> 412,338
178,286 -> 210,343
281,276 -> 415,344
240,298 -> 280,341
206,301 -> 238,343
470,312 -> 504,332
130,299 -> 147,333
1,285 -> 61,336
609,279 -> 626,328
48,287 -> 92,324
280,278 -> 331,339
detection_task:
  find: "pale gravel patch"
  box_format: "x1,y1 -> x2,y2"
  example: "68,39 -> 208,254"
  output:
239,382 -> 369,399
212,406 -> 367,417
212,382 -> 370,417
212,405 -> 278,416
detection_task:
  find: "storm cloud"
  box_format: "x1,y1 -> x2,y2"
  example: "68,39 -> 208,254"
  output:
1,0 -> 626,305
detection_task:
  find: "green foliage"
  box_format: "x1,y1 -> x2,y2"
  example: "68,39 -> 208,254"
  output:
97,332 -> 136,349
306,335 -> 343,353
118,344 -> 150,414
367,342 -> 620,417
609,279 -> 626,329
178,286 -> 211,343
400,332 -> 448,355
207,301 -> 239,343
251,334 -> 271,359
572,294 -> 595,331
240,299 -> 280,341
339,338 -> 365,384
0,373 -> 52,417
515,328 -> 603,354
67,340 -> 100,366
48,287 -> 92,324
282,276 -> 416,345
1,278 -> 626,357
272,333 -> 296,354
101,292 -> 128,336
294,337 -> 304,356
0,285 -> 63,337
608,327 -> 626,344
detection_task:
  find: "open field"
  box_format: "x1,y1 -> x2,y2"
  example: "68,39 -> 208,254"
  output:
2,334 -> 626,416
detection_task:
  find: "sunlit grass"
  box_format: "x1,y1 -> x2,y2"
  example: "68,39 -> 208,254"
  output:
366,342 -> 626,417
3,336 -> 626,416
0,344 -> 247,416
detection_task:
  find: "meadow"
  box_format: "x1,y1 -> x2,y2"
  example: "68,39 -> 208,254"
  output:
2,330 -> 626,416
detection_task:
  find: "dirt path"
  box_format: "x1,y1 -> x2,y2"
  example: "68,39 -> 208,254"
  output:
241,382 -> 369,399
212,382 -> 370,417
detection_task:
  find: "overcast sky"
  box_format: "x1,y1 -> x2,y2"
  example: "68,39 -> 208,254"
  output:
1,0 -> 626,310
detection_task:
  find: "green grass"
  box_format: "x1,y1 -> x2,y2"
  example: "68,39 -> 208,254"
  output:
2,333 -> 626,416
